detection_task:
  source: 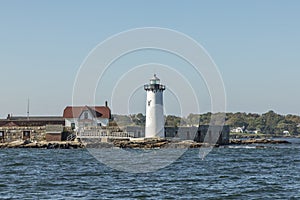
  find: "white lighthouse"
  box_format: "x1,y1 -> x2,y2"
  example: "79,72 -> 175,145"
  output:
144,74 -> 166,138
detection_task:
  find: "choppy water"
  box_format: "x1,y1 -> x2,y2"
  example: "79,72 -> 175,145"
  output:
0,138 -> 299,199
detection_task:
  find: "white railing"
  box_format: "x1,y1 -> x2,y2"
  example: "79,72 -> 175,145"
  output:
67,133 -> 76,141
77,129 -> 134,139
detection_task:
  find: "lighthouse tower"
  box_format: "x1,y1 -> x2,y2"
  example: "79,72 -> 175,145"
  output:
144,74 -> 166,138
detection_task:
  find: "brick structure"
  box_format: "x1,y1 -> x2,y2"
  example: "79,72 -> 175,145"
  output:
0,115 -> 64,142
45,125 -> 64,141
45,133 -> 62,141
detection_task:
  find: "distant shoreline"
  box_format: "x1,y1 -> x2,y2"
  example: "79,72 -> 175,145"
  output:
230,133 -> 300,139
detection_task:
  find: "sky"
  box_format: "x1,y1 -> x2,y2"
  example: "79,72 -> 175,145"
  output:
0,0 -> 300,117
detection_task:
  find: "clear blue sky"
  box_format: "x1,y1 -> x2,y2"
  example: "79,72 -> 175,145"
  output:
0,0 -> 299,117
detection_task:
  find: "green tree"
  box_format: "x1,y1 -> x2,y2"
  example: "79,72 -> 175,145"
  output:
165,115 -> 183,127
130,113 -> 145,126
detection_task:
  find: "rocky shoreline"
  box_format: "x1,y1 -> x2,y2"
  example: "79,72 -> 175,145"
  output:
0,138 -> 292,149
84,138 -> 220,149
229,139 -> 291,145
0,140 -> 85,149
112,138 -> 219,149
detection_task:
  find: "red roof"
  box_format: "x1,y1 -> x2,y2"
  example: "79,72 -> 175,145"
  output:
63,106 -> 111,119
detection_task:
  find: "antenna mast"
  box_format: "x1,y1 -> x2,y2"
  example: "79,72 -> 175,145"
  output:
27,98 -> 30,120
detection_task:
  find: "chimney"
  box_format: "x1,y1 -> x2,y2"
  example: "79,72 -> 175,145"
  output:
7,114 -> 10,119
105,101 -> 108,107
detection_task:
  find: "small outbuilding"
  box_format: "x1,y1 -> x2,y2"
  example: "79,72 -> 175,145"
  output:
45,125 -> 64,141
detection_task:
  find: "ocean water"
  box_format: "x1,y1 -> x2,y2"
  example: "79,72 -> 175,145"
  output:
0,138 -> 299,199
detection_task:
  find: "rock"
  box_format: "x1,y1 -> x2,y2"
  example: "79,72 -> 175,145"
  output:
152,142 -> 168,148
269,140 -> 291,144
7,141 -> 24,148
230,139 -> 291,145
256,145 -> 267,149
0,143 -> 8,148
24,142 -> 38,148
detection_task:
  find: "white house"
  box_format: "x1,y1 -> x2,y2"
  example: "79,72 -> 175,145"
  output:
231,127 -> 244,133
63,104 -> 111,129
245,130 -> 259,134
283,130 -> 290,136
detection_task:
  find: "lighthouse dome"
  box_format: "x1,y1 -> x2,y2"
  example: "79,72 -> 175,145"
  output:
150,74 -> 160,85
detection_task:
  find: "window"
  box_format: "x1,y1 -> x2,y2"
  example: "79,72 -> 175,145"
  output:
0,131 -> 4,137
97,123 -> 102,127
23,131 -> 30,137
84,112 -> 88,119
71,123 -> 75,130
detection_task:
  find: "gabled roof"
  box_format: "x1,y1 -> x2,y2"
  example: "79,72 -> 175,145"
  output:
3,121 -> 18,127
63,106 -> 111,119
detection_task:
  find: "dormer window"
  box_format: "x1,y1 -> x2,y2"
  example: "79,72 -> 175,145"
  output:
84,112 -> 88,119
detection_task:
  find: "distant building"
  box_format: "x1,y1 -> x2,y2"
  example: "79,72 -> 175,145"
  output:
165,125 -> 230,145
45,124 -> 64,141
63,103 -> 111,130
283,130 -> 290,136
231,127 -> 244,133
0,115 -> 64,142
245,130 -> 259,134
124,125 -> 230,145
